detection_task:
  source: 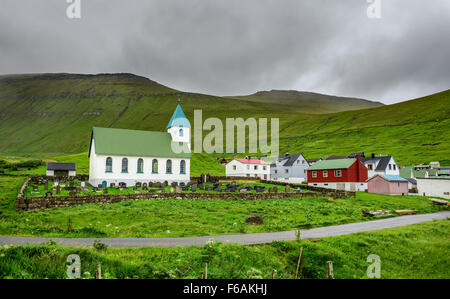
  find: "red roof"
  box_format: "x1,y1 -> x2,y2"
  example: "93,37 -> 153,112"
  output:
234,158 -> 269,165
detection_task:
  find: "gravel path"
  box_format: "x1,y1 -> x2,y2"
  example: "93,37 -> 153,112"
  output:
1,211 -> 448,248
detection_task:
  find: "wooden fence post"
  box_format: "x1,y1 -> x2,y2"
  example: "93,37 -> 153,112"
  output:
327,261 -> 334,279
204,263 -> 208,279
295,247 -> 303,279
95,263 -> 102,279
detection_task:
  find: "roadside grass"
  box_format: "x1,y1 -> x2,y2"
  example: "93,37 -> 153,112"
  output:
0,220 -> 448,279
1,175 -> 447,238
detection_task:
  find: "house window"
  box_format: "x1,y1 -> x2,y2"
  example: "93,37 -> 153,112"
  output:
152,159 -> 158,174
393,165 -> 397,170
323,171 -> 328,178
233,165 -> 237,170
166,159 -> 172,174
247,165 -> 250,170
179,128 -> 184,137
254,165 -> 258,170
180,160 -> 186,174
285,169 -> 289,174
389,164 -> 392,170
263,166 -> 267,170
312,171 -> 317,178
274,170 -> 278,174
137,158 -> 144,173
367,164 -> 373,170
121,158 -> 128,173
335,170 -> 342,177
105,157 -> 112,173
297,160 -> 300,164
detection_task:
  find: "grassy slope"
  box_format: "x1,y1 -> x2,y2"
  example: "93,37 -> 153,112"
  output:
0,220 -> 448,279
1,175 -> 447,238
228,90 -> 384,114
0,73 -> 448,166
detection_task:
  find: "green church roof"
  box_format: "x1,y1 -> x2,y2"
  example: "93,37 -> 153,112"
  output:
167,104 -> 191,128
90,127 -> 191,158
308,158 -> 356,170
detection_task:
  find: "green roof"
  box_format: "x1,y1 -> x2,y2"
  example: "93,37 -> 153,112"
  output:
399,166 -> 438,179
308,158 -> 356,170
167,104 -> 191,128
90,127 -> 191,158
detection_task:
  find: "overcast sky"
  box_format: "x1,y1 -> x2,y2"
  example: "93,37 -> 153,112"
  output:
1,0 -> 449,104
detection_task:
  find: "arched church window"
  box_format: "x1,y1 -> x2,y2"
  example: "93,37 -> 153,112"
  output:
152,159 -> 158,174
122,158 -> 128,173
180,160 -> 186,174
166,160 -> 172,174
137,158 -> 144,173
106,157 -> 112,172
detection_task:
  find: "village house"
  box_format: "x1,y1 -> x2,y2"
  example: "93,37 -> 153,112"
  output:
226,157 -> 270,180
270,153 -> 309,183
46,162 -> 76,177
416,177 -> 450,199
367,174 -> 408,195
361,154 -> 400,178
307,155 -> 368,191
88,105 -> 191,187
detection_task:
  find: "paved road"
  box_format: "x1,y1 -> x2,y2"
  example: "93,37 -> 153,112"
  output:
1,211 -> 448,248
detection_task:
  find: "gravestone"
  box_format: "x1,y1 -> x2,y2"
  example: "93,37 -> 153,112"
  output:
170,187 -> 174,193
171,182 -> 177,188
45,192 -> 53,197
285,186 -> 291,193
81,181 -> 86,187
175,186 -> 181,193
103,188 -> 108,194
56,185 -> 61,194
69,191 -> 76,196
239,188 -> 249,193
191,185 -> 197,192
136,182 -> 142,188
142,183 -> 148,190
98,184 -> 103,188
110,183 -> 115,188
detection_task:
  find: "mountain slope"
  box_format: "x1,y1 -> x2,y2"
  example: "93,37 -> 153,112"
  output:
0,73 -> 448,165
228,90 -> 384,114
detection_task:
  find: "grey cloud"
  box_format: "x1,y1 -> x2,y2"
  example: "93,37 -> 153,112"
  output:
0,0 -> 449,104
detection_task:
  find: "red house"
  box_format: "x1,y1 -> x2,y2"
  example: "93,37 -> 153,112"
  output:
307,155 -> 368,191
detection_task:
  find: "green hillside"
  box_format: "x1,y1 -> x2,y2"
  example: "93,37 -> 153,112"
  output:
0,73 -> 448,166
228,90 -> 384,114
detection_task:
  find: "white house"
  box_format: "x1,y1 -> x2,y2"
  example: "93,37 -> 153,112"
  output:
46,162 -> 76,177
416,177 -> 450,199
361,155 -> 400,178
226,158 -> 270,180
270,153 -> 309,183
88,105 -> 191,187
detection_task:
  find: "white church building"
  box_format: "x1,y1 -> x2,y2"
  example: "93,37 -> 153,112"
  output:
88,105 -> 191,187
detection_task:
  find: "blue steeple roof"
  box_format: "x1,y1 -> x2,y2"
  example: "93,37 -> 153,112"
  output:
167,104 -> 191,128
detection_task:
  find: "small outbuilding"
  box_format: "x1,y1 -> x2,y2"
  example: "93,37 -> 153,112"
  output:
46,162 -> 76,177
367,174 -> 408,195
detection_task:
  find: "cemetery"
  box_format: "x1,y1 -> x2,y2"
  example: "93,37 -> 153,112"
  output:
22,176 -> 309,198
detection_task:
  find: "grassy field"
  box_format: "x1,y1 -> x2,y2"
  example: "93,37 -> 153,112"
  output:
1,175 -> 447,238
0,220 -> 448,279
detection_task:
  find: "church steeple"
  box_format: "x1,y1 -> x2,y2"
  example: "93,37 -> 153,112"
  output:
167,104 -> 191,150
167,104 -> 191,129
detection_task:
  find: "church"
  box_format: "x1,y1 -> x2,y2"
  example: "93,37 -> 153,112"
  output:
88,105 -> 191,187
